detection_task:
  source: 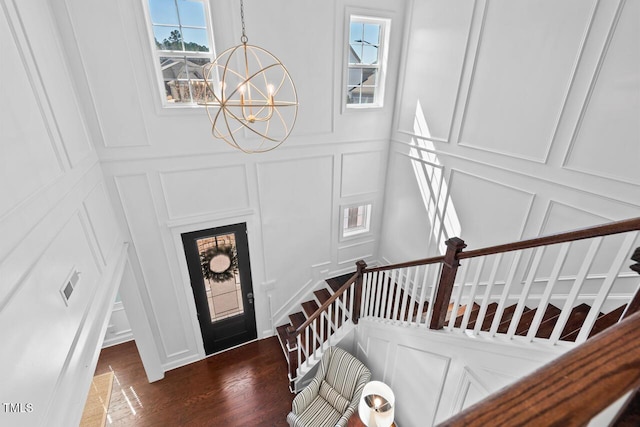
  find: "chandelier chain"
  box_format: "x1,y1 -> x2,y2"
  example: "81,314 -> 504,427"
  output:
240,0 -> 248,44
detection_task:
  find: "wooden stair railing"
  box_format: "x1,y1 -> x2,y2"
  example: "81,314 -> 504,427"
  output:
280,217 -> 639,389
355,219 -> 639,343
436,310 -> 640,427
284,262 -> 365,388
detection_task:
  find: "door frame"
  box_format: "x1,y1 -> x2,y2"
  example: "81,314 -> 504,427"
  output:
171,214 -> 264,359
181,222 -> 257,355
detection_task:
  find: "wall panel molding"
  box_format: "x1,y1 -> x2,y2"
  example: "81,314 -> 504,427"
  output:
394,0 -> 477,142
562,0 -> 639,185
391,140 -> 640,209
114,173 -> 191,362
159,164 -> 251,221
457,0 -> 598,164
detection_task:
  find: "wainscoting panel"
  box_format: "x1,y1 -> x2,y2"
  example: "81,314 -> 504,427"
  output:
63,0 -> 149,148
563,0 -> 640,185
392,344 -> 451,427
14,0 -> 94,168
0,212 -> 100,425
458,0 -> 595,162
341,151 -> 383,197
0,6 -> 63,219
448,170 -> 534,247
337,240 -> 375,266
160,165 -> 250,220
534,201 -> 640,291
355,319 -> 566,426
83,182 -> 121,265
395,0 -> 474,142
114,174 -> 192,362
256,156 -> 334,310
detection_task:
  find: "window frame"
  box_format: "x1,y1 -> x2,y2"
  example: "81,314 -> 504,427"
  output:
344,14 -> 391,110
340,202 -> 373,240
141,0 -> 217,108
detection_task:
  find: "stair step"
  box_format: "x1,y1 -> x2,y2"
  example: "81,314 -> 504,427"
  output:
276,324 -> 291,355
325,272 -> 355,293
314,289 -> 331,305
495,304 -> 520,333
446,303 -> 467,323
301,300 -> 319,318
535,313 -> 560,339
558,303 -> 592,340
455,303 -> 481,328
562,304 -> 626,342
515,304 -> 561,336
588,305 -> 627,339
289,311 -> 306,328
474,303 -> 499,330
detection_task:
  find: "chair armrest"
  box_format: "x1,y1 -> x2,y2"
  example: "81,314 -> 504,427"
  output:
291,377 -> 321,414
336,369 -> 371,427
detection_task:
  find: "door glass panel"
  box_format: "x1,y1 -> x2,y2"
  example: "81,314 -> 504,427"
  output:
196,232 -> 244,323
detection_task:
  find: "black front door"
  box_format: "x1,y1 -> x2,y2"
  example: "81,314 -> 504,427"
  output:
182,223 -> 257,355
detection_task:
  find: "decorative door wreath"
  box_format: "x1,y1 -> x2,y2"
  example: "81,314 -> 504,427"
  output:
200,245 -> 238,283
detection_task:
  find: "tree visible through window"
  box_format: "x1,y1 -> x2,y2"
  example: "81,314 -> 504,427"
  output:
347,15 -> 390,107
145,0 -> 215,105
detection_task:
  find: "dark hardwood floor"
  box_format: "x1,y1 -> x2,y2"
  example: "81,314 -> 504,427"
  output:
94,337 -> 294,426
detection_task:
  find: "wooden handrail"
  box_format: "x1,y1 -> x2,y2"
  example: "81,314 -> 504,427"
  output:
363,254 -> 445,273
458,217 -> 640,260
288,271 -> 360,338
437,310 -> 640,426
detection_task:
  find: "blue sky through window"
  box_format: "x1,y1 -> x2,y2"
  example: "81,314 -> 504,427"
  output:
149,0 -> 209,51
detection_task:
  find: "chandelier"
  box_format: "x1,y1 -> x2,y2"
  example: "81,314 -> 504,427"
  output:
201,0 -> 298,153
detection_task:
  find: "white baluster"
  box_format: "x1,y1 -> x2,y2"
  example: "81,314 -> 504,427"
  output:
507,247 -> 545,339
526,243 -> 570,342
473,253 -> 503,336
489,251 -> 523,336
576,232 -> 638,343
549,238 -> 602,344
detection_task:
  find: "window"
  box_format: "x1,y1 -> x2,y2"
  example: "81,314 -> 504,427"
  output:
144,0 -> 215,106
342,204 -> 372,238
346,15 -> 390,108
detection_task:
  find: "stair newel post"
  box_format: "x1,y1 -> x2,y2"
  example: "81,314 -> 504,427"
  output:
430,237 -> 467,330
353,260 -> 367,324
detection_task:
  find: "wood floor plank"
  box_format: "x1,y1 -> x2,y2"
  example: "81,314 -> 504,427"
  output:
94,337 -> 293,426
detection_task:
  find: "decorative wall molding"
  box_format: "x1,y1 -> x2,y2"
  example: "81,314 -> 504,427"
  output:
114,173 -> 189,362
457,0 -> 599,164
391,140 -> 640,209
393,0 -> 477,142
159,164 -> 251,221
450,367 -> 490,415
165,208 -> 256,229
561,0 -> 638,185
449,168 -> 536,242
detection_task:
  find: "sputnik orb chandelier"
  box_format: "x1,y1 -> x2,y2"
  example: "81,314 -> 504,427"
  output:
202,0 -> 298,153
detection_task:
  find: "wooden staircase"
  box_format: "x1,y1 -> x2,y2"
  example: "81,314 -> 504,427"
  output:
446,301 -> 628,342
277,218 -> 640,397
276,272 -> 354,369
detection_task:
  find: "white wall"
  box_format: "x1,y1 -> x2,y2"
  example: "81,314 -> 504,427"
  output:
355,319 -> 568,426
0,0 -> 126,425
380,0 -> 640,264
53,0 -> 407,372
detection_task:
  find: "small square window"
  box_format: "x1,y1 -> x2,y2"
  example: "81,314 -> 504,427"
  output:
342,204 -> 372,238
346,15 -> 390,108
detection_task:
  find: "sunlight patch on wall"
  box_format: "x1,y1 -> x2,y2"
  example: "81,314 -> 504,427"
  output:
409,100 -> 461,253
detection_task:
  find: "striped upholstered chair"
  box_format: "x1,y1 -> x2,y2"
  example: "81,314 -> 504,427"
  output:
287,346 -> 371,427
